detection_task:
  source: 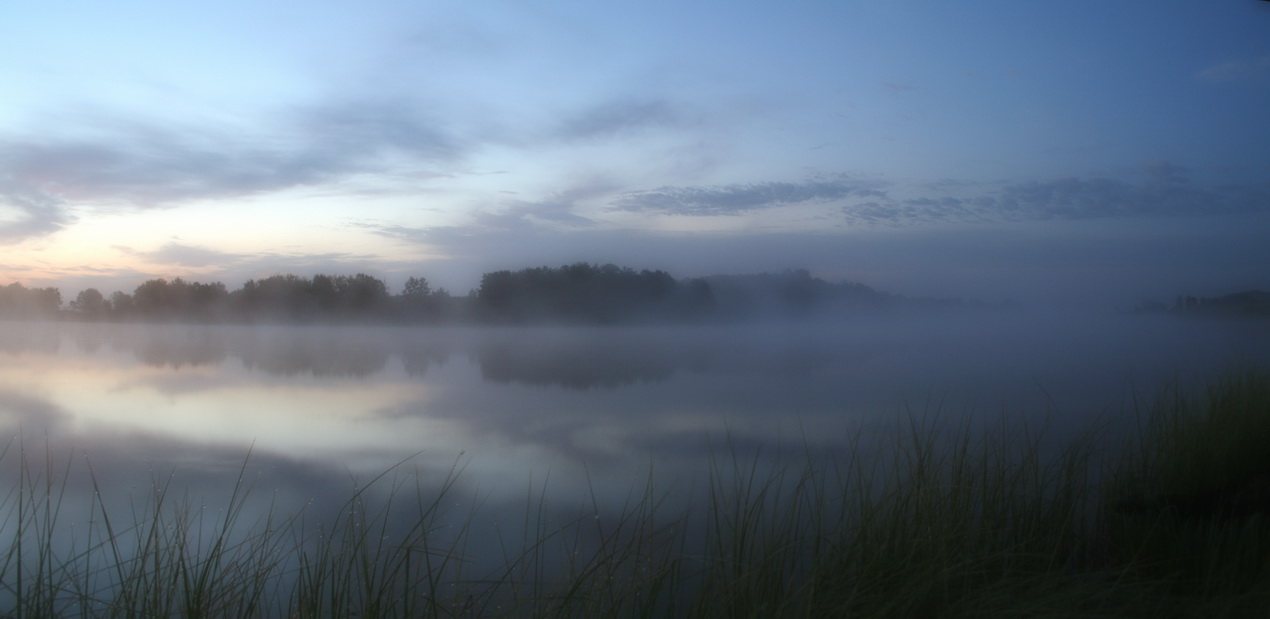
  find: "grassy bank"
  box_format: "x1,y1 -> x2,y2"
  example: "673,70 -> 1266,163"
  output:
2,372 -> 1270,617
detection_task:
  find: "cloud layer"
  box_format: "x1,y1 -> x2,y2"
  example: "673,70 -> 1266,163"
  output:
0,177 -> 73,241
614,179 -> 885,216
0,100 -> 463,216
841,170 -> 1270,227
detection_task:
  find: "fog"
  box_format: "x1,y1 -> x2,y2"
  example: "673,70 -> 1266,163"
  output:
0,309 -> 1265,596
5,311 -> 1267,471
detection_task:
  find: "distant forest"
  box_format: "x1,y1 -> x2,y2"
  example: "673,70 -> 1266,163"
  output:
0,264 -> 960,324
1133,290 -> 1270,319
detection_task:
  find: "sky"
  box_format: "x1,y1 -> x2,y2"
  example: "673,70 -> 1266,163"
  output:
2,0 -> 1268,308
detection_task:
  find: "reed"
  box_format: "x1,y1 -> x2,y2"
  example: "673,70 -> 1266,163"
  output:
0,371 -> 1266,617
1105,370 -> 1270,602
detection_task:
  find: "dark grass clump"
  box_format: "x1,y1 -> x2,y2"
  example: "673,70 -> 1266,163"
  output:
1105,371 -> 1270,602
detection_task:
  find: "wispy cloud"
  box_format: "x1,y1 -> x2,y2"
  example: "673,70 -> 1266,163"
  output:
1142,160 -> 1188,184
0,176 -> 74,242
360,202 -> 596,249
225,251 -> 396,281
135,243 -> 248,268
105,245 -> 404,289
612,178 -> 886,216
362,179 -> 609,247
841,163 -> 1270,226
1197,55 -> 1270,82
293,99 -> 460,159
555,99 -> 684,140
843,196 -> 995,226
0,100 -> 465,211
476,199 -> 597,229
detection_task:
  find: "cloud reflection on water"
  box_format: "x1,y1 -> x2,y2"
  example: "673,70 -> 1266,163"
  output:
0,315 -> 1266,512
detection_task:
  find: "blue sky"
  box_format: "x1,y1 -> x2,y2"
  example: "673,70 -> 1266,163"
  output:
2,0 -> 1268,307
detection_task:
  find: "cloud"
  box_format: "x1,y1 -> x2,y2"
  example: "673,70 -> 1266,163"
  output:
994,178 -> 1144,220
613,178 -> 885,216
293,99 -> 460,159
1142,160 -> 1188,184
468,181 -> 613,232
993,174 -> 1269,220
362,180 -> 609,248
472,199 -> 597,230
0,177 -> 74,242
360,200 -> 597,254
845,196 -> 995,226
0,100 -> 464,210
841,163 -> 1270,226
1197,55 -> 1270,82
224,251 -> 399,281
136,243 -> 248,268
556,99 -> 683,140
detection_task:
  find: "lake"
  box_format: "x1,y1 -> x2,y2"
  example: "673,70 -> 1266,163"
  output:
2,311 -> 1268,604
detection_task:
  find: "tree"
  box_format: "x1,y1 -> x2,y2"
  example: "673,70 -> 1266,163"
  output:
400,276 -> 437,321
188,281 -> 229,320
310,274 -> 340,314
32,287 -> 62,316
110,291 -> 135,317
402,276 -> 431,299
474,262 -> 717,323
70,288 -> 107,319
0,283 -> 62,318
337,273 -> 389,317
130,277 -> 228,321
132,278 -> 176,318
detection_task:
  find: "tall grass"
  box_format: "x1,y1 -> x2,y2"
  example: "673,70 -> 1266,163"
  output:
1106,370 -> 1270,603
1,371 -> 1268,617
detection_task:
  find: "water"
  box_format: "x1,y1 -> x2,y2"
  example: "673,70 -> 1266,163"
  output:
1,312 -> 1267,596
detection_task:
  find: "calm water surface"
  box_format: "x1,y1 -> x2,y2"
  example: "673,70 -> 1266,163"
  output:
1,312 -> 1268,574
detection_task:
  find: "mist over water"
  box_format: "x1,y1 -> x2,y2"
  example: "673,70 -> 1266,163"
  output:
1,311 -> 1268,576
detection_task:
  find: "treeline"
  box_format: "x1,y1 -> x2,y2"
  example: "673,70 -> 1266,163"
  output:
702,269 -> 893,319
476,263 -> 714,323
1,263 -> 924,324
0,283 -> 63,320
59,273 -> 453,323
1134,290 -> 1270,318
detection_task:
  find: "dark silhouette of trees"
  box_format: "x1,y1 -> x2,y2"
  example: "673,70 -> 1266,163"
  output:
398,276 -> 453,322
338,273 -> 389,316
132,278 -> 229,321
475,262 -> 714,323
237,274 -> 315,320
0,283 -> 62,319
403,276 -> 431,299
233,273 -> 391,322
69,288 -> 108,319
46,273 -> 396,323
109,291 -> 135,317
1155,290 -> 1270,318
37,262 -> 937,325
189,281 -> 231,319
703,269 -> 887,319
